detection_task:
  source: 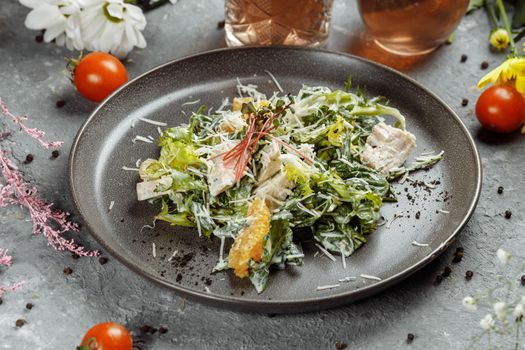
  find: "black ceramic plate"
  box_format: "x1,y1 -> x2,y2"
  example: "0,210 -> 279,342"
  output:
69,47 -> 481,313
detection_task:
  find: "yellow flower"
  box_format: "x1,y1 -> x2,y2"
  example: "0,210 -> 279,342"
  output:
490,28 -> 510,50
477,57 -> 525,93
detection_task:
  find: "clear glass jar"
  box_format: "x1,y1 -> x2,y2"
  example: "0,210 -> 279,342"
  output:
358,0 -> 469,56
225,0 -> 334,47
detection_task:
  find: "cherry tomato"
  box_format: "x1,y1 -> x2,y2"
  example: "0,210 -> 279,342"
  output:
73,52 -> 128,103
475,85 -> 525,133
78,322 -> 132,350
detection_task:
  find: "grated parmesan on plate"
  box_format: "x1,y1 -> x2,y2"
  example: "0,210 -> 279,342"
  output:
360,274 -> 382,281
316,284 -> 340,291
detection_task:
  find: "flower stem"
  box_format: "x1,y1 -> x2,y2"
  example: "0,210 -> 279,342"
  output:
484,0 -> 499,30
495,0 -> 516,54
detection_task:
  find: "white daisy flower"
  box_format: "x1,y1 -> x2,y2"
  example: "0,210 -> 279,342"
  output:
462,296 -> 478,311
80,0 -> 147,58
480,314 -> 495,330
19,0 -> 84,50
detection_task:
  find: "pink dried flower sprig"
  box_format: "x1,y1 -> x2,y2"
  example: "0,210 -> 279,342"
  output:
0,152 -> 97,257
0,249 -> 12,266
0,99 -> 62,149
0,281 -> 25,299
0,99 -> 98,299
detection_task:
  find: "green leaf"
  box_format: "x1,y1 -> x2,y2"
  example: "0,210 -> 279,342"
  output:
345,74 -> 352,92
467,0 -> 484,14
155,199 -> 195,227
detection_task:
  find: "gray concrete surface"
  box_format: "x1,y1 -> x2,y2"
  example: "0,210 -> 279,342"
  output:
1,0 -> 524,349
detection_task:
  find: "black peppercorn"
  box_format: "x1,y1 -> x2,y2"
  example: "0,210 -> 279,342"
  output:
497,186 -> 504,194
335,342 -> 347,350
481,61 -> 489,70
505,210 -> 512,219
442,266 -> 452,277
452,252 -> 463,263
98,257 -> 108,265
461,98 -> 469,107
140,325 -> 153,333
55,100 -> 66,108
217,20 -> 225,29
407,333 -> 415,343
521,275 -> 525,286
51,150 -> 60,158
35,35 -> 43,43
24,154 -> 34,164
15,319 -> 26,327
63,267 -> 73,275
434,274 -> 443,285
25,303 -> 33,310
466,270 -> 474,280
460,54 -> 468,63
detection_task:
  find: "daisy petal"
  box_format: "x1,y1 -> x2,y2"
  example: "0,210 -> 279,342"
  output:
24,4 -> 62,30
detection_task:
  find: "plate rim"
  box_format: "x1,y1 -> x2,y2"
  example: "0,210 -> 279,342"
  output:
68,46 -> 482,313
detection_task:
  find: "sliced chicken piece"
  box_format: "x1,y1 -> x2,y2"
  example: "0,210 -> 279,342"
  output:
360,122 -> 416,174
137,176 -> 173,201
258,141 -> 281,183
206,140 -> 239,197
255,172 -> 295,209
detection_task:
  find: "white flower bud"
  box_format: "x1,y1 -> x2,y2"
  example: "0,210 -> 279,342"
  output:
480,314 -> 495,330
494,301 -> 508,321
514,303 -> 524,319
462,296 -> 478,311
497,248 -> 511,265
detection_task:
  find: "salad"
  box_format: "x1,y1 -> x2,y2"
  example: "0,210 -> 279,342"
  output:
136,79 -> 443,293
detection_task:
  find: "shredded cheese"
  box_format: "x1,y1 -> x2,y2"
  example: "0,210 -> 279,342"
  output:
316,284 -> 340,291
315,243 -> 336,262
411,241 -> 430,247
152,243 -> 157,258
108,200 -> 114,211
219,236 -> 225,264
132,135 -> 153,144
338,276 -> 357,283
264,70 -> 284,93
138,117 -> 167,126
360,274 -> 382,281
122,166 -> 139,171
439,209 -> 450,214
181,99 -> 201,106
167,249 -> 178,262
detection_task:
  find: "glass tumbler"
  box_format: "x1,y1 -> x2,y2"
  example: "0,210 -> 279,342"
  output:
357,0 -> 469,56
225,0 -> 334,47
